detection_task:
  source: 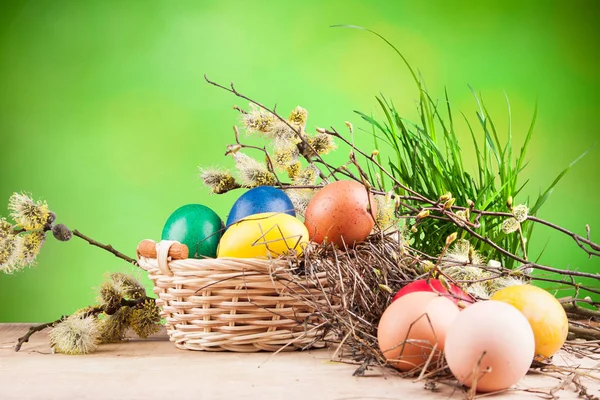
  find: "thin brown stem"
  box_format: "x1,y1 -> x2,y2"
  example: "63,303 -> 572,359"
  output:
528,276 -> 600,296
326,128 -> 431,203
72,229 -> 138,267
529,216 -> 600,257
459,224 -> 600,281
15,315 -> 68,352
468,210 -> 600,258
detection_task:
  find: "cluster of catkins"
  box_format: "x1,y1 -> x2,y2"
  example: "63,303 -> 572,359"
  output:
199,105 -> 333,216
0,193 -> 71,274
49,272 -> 162,355
199,104 -> 398,230
441,239 -> 527,299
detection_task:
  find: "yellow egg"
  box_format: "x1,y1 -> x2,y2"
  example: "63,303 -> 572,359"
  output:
491,284 -> 568,358
217,212 -> 309,258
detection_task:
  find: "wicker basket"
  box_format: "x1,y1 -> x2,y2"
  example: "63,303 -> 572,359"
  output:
137,240 -> 333,352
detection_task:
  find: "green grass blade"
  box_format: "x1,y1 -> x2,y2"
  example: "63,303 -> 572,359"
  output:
331,25 -> 421,89
504,92 -> 515,194
462,112 -> 484,187
516,101 -> 538,174
530,143 -> 597,215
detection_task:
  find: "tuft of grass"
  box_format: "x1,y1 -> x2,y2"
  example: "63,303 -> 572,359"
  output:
335,25 -> 592,267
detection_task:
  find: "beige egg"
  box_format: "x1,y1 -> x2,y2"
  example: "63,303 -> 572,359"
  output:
377,291 -> 460,372
444,300 -> 535,392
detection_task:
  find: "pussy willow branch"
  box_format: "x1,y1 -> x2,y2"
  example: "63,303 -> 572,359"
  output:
13,225 -> 139,266
14,305 -> 104,352
229,126 -> 283,187
408,206 -> 600,284
14,297 -> 155,352
71,230 -> 138,267
467,210 -> 600,258
204,74 -> 337,182
562,303 -> 600,319
413,244 -> 600,295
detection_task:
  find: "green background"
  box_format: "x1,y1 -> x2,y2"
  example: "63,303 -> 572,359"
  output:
1,0 -> 598,322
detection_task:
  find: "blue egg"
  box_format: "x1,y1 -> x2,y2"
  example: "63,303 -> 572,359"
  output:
226,186 -> 296,227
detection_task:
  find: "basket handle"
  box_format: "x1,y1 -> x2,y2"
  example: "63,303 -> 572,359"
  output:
156,240 -> 179,276
137,239 -> 189,260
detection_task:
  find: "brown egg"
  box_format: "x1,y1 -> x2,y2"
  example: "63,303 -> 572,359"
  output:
304,180 -> 377,247
377,291 -> 460,372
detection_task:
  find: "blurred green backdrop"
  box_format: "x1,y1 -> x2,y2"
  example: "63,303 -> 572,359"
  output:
1,0 -> 598,322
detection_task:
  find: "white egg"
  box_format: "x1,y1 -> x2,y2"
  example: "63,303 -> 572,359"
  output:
444,300 -> 535,392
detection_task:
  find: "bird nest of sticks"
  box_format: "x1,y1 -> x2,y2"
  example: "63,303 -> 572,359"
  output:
280,233 -> 600,398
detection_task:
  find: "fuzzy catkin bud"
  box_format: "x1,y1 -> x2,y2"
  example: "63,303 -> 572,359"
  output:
512,204 -> 529,223
20,231 -> 45,266
52,224 -> 72,241
49,314 -> 100,355
130,299 -> 162,339
0,219 -> 12,239
502,217 -> 519,234
8,193 -> 51,231
288,106 -> 308,127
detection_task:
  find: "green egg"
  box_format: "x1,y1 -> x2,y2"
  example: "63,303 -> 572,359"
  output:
161,204 -> 223,258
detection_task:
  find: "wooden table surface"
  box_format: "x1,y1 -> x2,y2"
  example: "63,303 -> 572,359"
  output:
1,324 -> 598,400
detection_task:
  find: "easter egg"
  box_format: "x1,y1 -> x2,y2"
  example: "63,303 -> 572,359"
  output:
444,300 -> 535,392
490,284 -> 568,358
377,292 -> 460,372
218,212 -> 308,258
161,204 -> 223,259
392,279 -> 472,305
304,180 -> 377,247
226,186 -> 295,227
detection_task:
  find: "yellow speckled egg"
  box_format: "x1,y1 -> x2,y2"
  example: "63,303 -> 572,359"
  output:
491,284 -> 568,358
217,212 -> 309,258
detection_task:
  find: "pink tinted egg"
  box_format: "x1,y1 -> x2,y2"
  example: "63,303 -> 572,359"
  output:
444,300 -> 535,392
378,291 -> 460,372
